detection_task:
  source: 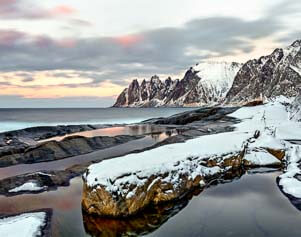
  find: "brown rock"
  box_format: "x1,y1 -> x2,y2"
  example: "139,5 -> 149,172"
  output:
82,172 -> 207,217
243,100 -> 264,107
266,148 -> 285,160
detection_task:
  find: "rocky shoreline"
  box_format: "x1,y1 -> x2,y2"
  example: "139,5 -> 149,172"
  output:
82,129 -> 285,217
1,99 -> 301,235
0,134 -> 143,168
81,97 -> 301,218
0,107 -> 242,196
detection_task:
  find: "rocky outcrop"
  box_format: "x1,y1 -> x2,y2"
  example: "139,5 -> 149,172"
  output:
143,107 -> 239,125
0,124 -> 111,161
0,168 -> 86,196
82,129 -> 285,217
113,61 -> 242,107
82,166 -> 212,217
83,168 -> 246,236
0,135 -> 142,168
226,40 -> 301,104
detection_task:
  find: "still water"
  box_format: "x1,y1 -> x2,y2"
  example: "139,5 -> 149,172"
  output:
0,108 -> 194,132
0,170 -> 301,236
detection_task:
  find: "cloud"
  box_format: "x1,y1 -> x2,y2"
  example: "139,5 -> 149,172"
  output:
0,0 -> 300,107
113,35 -> 144,47
0,0 -> 77,20
51,5 -> 76,16
0,15 -> 285,75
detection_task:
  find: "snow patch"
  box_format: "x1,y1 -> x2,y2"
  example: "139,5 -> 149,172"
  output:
9,181 -> 45,193
0,212 -> 47,237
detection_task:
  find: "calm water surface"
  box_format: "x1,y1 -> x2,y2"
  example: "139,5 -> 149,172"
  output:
0,108 -> 195,132
0,171 -> 301,236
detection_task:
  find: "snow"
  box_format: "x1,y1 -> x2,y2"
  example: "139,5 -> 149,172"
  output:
194,61 -> 242,100
279,145 -> 301,198
0,212 -> 47,237
9,181 -> 45,193
243,149 -> 281,166
279,177 -> 301,198
85,131 -> 250,189
85,95 -> 301,200
230,98 -> 301,140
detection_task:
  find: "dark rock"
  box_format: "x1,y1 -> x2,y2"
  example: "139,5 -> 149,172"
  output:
113,62 -> 241,107
226,40 -> 301,104
0,135 -> 143,168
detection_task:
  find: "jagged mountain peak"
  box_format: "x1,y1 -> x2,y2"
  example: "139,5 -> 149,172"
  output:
291,39 -> 301,48
113,60 -> 241,107
225,39 -> 301,104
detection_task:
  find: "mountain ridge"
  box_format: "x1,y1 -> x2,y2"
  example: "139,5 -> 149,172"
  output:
113,39 -> 301,107
113,61 -> 242,107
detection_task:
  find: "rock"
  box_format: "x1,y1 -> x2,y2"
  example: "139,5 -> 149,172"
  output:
0,135 -> 143,168
82,170 -> 210,217
83,192 -> 194,236
143,107 -> 239,125
243,100 -> 264,107
81,129 -> 285,218
0,170 -> 81,196
226,39 -> 301,104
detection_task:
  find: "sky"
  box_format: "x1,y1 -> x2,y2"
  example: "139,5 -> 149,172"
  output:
0,0 -> 300,108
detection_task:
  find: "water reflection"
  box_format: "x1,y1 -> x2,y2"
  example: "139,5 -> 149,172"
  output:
0,133 -> 174,180
83,189 -> 201,237
1,168 -> 301,236
39,125 -> 179,143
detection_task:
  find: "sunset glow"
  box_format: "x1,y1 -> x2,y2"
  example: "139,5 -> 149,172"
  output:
0,0 -> 299,107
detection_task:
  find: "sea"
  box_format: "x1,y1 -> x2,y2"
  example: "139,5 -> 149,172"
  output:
0,107 -> 195,133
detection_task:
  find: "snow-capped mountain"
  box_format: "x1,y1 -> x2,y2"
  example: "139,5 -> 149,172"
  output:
113,61 -> 242,107
225,40 -> 301,104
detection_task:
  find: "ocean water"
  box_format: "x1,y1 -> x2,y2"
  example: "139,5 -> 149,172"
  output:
0,107 -> 195,133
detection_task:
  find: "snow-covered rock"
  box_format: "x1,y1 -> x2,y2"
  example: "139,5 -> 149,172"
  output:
0,211 -> 49,237
83,96 -> 301,217
8,181 -> 46,193
289,93 -> 301,121
278,145 -> 301,198
82,100 -> 295,217
113,61 -> 242,107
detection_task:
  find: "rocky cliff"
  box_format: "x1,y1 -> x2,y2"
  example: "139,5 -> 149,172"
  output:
225,40 -> 301,104
113,62 -> 242,107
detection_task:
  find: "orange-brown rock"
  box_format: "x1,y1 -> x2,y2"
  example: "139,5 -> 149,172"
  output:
266,148 -> 285,160
82,172 -> 207,217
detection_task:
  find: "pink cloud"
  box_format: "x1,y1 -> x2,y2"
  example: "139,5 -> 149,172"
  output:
56,38 -> 77,48
114,34 -> 143,47
51,5 -> 77,16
